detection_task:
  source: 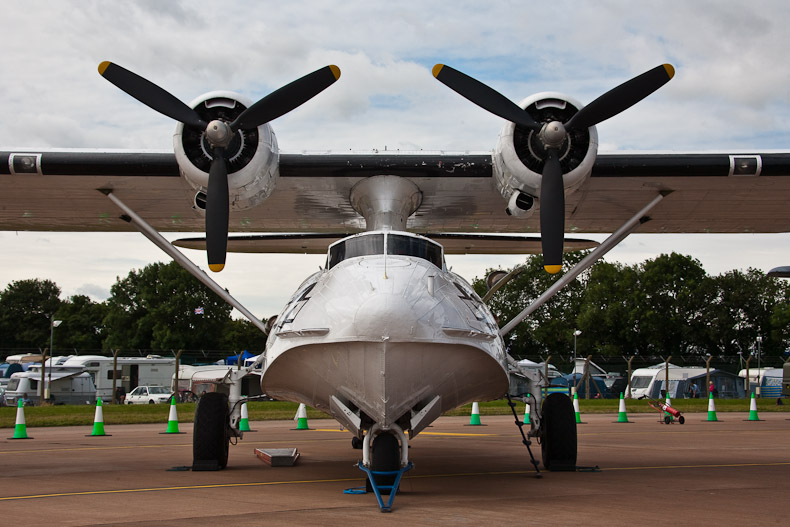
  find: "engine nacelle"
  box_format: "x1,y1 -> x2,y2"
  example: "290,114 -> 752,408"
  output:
493,92 -> 598,217
173,91 -> 279,212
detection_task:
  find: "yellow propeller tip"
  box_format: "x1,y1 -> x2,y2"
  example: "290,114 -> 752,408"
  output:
544,265 -> 562,274
98,61 -> 111,75
209,263 -> 225,273
329,65 -> 341,80
663,63 -> 675,79
432,64 -> 444,78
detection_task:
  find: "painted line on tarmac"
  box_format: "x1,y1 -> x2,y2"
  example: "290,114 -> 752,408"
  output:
0,437 -> 348,456
606,461 -> 790,471
312,429 -> 497,437
5,461 -> 789,502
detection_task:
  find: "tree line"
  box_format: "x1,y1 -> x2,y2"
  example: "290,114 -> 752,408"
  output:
472,251 -> 790,365
2,253 -> 789,367
0,261 -> 265,362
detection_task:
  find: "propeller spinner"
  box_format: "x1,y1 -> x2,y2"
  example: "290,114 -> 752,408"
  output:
433,63 -> 674,273
99,61 -> 341,272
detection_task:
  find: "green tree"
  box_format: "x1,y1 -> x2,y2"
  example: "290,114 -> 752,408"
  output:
577,261 -> 642,356
708,269 -> 790,359
54,295 -> 108,352
474,251 -> 590,359
103,262 -> 232,351
221,318 -> 267,352
0,278 -> 62,351
636,253 -> 714,357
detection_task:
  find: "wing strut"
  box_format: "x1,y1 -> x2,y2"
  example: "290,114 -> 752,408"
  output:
498,191 -> 671,337
99,189 -> 268,337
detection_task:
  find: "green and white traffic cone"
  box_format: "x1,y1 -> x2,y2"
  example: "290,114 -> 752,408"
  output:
573,392 -> 583,424
8,399 -> 32,440
162,397 -> 182,434
748,392 -> 761,421
523,403 -> 530,425
469,401 -> 482,425
293,403 -> 309,430
707,392 -> 718,422
88,398 -> 109,436
239,402 -> 251,432
616,392 -> 630,423
664,395 -> 674,423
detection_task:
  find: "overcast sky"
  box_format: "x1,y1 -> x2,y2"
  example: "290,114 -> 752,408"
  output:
1,1 -> 790,318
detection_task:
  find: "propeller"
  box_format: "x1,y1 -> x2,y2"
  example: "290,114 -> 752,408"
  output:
99,61 -> 341,272
433,63 -> 674,273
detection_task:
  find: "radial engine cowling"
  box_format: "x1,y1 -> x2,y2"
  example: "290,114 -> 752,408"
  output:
173,91 -> 279,212
493,92 -> 598,217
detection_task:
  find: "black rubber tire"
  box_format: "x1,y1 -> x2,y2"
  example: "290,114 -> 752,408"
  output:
541,393 -> 577,471
193,392 -> 230,470
664,415 -> 671,424
149,400 -> 155,404
351,436 -> 363,450
366,432 -> 400,495
678,415 -> 685,425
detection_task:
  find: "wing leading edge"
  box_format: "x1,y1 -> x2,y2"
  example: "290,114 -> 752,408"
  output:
1,150 -> 790,237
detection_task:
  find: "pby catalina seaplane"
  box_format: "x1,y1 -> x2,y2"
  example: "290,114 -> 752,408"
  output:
3,61 -> 790,511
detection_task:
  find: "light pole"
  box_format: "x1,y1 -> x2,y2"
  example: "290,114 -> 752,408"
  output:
572,330 -> 582,395
756,336 -> 763,398
47,316 -> 62,402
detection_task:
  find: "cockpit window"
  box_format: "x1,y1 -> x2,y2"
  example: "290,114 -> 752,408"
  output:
387,234 -> 443,268
328,234 -> 384,269
327,233 -> 444,269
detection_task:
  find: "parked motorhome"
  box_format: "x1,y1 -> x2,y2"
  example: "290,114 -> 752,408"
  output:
4,369 -> 96,405
3,355 -> 177,404
629,363 -> 744,399
738,368 -> 784,398
59,355 -> 176,401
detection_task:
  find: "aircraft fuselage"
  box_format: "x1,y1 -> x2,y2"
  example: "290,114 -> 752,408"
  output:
261,230 -> 509,436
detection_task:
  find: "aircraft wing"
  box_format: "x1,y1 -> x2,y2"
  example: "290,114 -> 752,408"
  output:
2,150 -> 790,237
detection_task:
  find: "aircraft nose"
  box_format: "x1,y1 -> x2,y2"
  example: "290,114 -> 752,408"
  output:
353,292 -> 418,340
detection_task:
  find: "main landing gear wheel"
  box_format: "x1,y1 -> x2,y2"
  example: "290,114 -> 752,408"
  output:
193,392 -> 230,471
541,393 -> 577,471
366,432 -> 399,495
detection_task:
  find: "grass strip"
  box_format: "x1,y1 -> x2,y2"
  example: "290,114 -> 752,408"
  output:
1,397 -> 787,428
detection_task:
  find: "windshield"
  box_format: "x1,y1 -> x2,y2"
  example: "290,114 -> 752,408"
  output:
631,376 -> 653,389
148,386 -> 170,394
388,234 -> 443,268
328,234 -> 384,269
7,378 -> 19,391
327,233 -> 443,269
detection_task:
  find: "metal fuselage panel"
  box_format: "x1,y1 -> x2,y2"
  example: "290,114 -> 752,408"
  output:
261,249 -> 508,430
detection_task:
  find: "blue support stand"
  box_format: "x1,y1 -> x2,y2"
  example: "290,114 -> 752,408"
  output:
348,461 -> 413,512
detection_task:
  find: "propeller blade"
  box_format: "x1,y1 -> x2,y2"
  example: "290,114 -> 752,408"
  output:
98,61 -> 207,129
230,65 -> 341,131
539,149 -> 565,274
432,64 -> 541,131
565,64 -> 674,131
205,149 -> 229,272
